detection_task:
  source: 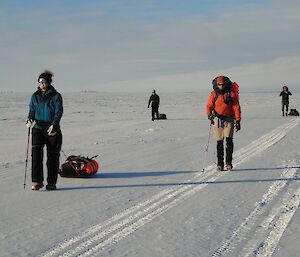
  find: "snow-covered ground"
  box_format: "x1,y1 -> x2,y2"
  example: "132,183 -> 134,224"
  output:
0,91 -> 299,257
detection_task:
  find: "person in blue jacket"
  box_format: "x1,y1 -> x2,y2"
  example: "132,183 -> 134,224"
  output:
26,70 -> 63,190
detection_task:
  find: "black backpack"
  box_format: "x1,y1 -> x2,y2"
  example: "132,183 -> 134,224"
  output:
212,76 -> 233,92
288,109 -> 299,116
212,76 -> 240,105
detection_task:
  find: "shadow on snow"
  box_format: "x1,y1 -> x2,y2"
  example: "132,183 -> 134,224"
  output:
233,166 -> 300,172
57,166 -> 300,191
93,170 -> 197,179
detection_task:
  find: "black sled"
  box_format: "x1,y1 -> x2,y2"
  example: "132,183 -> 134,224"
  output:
154,113 -> 167,120
59,155 -> 99,178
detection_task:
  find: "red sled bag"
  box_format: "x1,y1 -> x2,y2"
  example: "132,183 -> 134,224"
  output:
59,155 -> 99,177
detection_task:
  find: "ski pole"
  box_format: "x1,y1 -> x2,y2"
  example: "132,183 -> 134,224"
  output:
202,123 -> 213,172
23,127 -> 31,189
61,149 -> 68,159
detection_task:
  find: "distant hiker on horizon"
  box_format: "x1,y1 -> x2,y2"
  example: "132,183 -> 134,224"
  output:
26,70 -> 63,191
206,75 -> 241,171
279,85 -> 292,116
148,90 -> 160,121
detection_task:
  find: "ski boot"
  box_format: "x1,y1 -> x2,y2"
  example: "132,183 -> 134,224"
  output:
225,163 -> 233,171
31,182 -> 44,191
217,165 -> 224,171
46,184 -> 57,191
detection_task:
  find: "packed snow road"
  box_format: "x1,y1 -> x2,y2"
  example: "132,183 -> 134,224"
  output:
0,92 -> 299,257
40,119 -> 300,257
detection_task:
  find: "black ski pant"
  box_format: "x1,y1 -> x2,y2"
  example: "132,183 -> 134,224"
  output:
282,102 -> 289,112
217,137 -> 234,166
151,105 -> 159,120
31,128 -> 62,186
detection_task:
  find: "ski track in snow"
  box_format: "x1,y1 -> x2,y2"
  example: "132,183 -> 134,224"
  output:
250,187 -> 300,257
242,180 -> 300,257
211,165 -> 300,257
39,118 -> 299,257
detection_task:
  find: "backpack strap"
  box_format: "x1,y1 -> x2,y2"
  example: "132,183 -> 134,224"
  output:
213,92 -> 218,106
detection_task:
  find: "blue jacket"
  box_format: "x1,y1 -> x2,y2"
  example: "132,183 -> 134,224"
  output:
28,85 -> 63,131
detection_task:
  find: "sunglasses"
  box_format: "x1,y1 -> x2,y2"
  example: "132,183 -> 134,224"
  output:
217,83 -> 225,86
38,78 -> 48,84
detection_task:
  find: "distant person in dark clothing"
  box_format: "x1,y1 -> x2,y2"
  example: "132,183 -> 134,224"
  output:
279,86 -> 292,116
26,70 -> 63,191
148,90 -> 160,121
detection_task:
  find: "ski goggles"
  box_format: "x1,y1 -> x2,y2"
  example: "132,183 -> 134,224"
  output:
38,78 -> 48,84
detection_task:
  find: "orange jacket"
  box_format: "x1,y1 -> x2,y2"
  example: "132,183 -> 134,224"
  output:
206,91 -> 241,121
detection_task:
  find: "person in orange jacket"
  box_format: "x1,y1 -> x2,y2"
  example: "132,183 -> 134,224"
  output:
206,75 -> 241,171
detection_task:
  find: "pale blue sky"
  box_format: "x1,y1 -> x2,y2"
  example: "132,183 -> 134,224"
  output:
1,0 -> 300,92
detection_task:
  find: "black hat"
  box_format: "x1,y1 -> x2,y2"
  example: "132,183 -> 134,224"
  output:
38,70 -> 53,85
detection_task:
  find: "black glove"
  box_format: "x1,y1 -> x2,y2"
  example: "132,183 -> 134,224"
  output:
208,113 -> 215,125
235,120 -> 241,132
